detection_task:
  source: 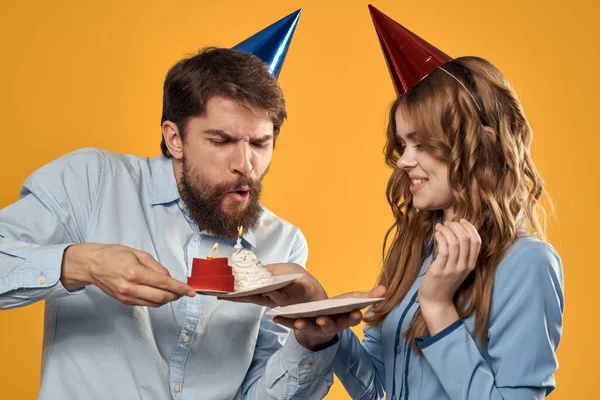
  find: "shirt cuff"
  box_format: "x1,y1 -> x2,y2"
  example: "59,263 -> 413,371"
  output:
415,319 -> 464,350
281,332 -> 338,383
22,244 -> 84,298
2,243 -> 71,290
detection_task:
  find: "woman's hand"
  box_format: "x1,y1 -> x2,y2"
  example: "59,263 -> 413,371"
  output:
418,219 -> 481,335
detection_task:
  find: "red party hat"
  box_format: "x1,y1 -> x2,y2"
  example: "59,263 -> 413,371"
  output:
368,5 -> 452,95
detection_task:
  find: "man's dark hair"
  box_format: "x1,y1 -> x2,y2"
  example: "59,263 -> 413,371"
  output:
160,47 -> 287,157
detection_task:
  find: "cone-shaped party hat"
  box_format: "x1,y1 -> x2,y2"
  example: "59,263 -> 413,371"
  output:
368,5 -> 452,95
233,9 -> 301,79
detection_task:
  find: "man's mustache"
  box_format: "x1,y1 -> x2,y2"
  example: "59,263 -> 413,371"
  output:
209,177 -> 260,198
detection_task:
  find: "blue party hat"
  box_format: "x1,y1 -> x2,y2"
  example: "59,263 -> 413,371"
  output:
232,9 -> 301,78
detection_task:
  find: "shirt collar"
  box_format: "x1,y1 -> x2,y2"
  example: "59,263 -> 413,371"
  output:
150,154 -> 180,206
197,224 -> 257,249
242,228 -> 257,248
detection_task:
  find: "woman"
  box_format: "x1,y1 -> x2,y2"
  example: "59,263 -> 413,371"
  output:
283,54 -> 564,399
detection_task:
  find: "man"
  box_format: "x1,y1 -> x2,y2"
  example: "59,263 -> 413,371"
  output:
0,43 -> 342,398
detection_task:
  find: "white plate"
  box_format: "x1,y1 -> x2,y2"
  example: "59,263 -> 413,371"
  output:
195,273 -> 305,298
267,297 -> 384,319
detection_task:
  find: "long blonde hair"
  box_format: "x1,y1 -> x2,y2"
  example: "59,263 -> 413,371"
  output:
364,56 -> 548,348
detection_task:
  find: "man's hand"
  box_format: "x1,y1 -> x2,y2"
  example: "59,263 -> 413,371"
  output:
61,243 -> 196,307
218,263 -> 327,307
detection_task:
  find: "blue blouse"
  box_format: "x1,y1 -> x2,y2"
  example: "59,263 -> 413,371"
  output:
333,236 -> 564,400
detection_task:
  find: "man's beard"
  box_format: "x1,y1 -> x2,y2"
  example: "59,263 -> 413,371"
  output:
178,158 -> 263,239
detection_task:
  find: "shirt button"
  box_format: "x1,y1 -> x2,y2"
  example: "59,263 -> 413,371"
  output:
303,363 -> 311,370
183,335 -> 190,343
174,384 -> 181,393
37,275 -> 46,284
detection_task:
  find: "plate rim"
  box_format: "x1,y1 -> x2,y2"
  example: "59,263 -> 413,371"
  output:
267,297 -> 384,317
220,273 -> 305,298
195,273 -> 305,297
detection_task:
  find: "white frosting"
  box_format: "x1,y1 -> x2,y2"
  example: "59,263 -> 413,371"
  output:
230,249 -> 273,291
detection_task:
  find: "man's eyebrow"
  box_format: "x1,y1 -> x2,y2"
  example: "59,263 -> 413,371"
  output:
204,129 -> 234,140
204,129 -> 273,142
252,135 -> 274,143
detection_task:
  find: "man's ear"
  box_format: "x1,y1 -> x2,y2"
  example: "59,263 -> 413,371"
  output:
162,121 -> 183,160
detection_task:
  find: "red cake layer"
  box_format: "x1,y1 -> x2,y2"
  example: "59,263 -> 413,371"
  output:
187,275 -> 234,292
191,258 -> 231,277
188,257 -> 234,292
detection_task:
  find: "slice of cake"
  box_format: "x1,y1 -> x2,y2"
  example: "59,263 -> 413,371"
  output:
230,249 -> 274,291
187,254 -> 234,292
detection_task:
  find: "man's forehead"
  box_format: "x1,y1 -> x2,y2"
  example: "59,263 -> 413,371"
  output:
205,96 -> 271,120
200,97 -> 273,137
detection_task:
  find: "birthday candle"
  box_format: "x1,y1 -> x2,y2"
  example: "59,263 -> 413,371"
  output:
208,242 -> 218,259
235,226 -> 243,250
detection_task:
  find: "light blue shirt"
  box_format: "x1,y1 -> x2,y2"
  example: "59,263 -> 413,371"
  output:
333,236 -> 564,400
0,147 -> 337,400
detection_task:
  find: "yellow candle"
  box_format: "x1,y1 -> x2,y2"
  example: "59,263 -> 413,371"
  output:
207,242 -> 218,259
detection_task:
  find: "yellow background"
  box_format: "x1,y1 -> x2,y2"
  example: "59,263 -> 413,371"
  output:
0,0 -> 597,398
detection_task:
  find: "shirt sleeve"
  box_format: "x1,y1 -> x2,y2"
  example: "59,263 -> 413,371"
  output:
240,311 -> 338,400
288,229 -> 309,268
331,320 -> 386,399
0,148 -> 106,309
239,227 -> 337,399
414,240 -> 564,400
